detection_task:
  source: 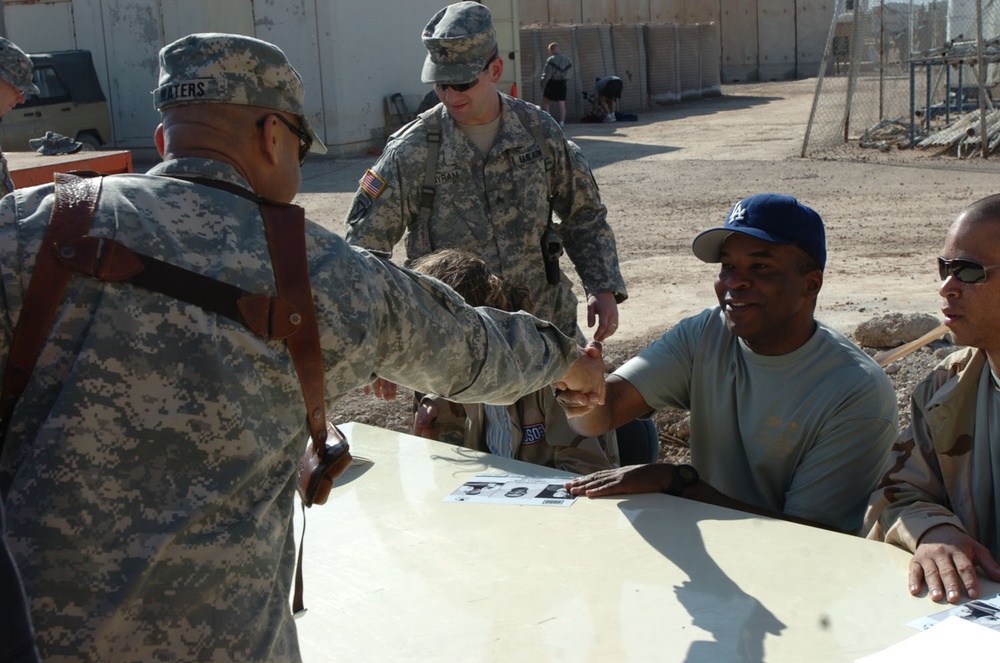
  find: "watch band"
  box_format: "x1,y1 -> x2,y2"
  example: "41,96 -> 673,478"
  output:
666,464 -> 699,497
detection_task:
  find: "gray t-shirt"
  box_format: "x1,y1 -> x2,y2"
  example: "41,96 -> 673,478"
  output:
615,307 -> 898,532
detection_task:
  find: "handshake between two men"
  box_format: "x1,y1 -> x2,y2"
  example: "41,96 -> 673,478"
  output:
371,340 -> 609,413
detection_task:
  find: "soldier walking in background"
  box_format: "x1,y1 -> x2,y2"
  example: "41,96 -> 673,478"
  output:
540,41 -> 572,127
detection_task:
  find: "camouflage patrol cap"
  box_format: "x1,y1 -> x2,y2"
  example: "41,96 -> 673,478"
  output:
153,33 -> 326,155
421,2 -> 498,84
0,38 -> 39,96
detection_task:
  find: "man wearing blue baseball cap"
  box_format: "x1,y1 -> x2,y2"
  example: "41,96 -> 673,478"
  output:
559,194 -> 899,533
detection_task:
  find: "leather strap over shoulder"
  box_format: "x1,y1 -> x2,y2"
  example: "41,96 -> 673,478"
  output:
0,172 -> 102,457
53,235 -> 301,340
260,203 -> 328,444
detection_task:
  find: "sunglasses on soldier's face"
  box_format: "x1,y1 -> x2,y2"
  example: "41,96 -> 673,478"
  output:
938,257 -> 1000,284
257,114 -> 312,165
434,54 -> 498,93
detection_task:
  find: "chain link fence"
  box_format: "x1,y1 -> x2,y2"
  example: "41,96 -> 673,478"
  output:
803,0 -> 1000,158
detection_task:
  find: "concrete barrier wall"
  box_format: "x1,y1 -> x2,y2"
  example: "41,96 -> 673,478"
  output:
521,22 -> 720,119
521,0 -> 833,82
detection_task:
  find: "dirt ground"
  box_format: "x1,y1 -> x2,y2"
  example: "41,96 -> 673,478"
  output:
287,78 -> 1000,458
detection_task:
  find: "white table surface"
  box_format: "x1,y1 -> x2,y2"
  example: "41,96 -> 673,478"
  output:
293,422 -> 995,662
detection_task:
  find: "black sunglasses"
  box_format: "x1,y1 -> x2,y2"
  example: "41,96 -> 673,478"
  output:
938,257 -> 1000,284
434,54 -> 498,93
257,113 -> 312,165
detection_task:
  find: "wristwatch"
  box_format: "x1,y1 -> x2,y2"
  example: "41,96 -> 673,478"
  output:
666,464 -> 699,497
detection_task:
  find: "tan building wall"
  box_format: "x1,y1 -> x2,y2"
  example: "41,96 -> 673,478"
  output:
2,0 -> 519,157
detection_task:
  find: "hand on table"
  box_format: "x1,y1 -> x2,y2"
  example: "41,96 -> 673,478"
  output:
565,463 -> 670,497
587,292 -> 619,342
910,524 -> 1000,603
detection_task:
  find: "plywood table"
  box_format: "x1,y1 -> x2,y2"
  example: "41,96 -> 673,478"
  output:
6,149 -> 133,188
294,422 -> 996,662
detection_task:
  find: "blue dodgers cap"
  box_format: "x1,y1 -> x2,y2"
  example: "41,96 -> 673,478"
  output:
691,193 -> 826,269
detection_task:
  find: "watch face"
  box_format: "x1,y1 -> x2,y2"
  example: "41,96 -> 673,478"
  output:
677,465 -> 698,484
667,464 -> 698,496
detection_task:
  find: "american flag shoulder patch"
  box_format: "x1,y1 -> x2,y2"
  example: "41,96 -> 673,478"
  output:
360,169 -> 387,199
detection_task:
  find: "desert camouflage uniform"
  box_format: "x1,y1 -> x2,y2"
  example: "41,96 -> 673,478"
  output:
0,158 -> 578,662
344,93 -> 627,338
864,347 -> 996,555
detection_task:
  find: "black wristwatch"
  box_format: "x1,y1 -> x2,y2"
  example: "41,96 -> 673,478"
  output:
666,464 -> 699,497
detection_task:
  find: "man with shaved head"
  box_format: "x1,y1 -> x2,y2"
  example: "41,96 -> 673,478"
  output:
866,194 -> 1000,604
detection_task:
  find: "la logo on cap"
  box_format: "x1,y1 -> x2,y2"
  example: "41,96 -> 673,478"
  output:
728,201 -> 747,224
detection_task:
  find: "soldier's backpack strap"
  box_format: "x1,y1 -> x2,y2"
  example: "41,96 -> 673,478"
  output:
414,101 -> 554,226
414,105 -> 443,234
506,102 -> 564,283
0,172 -> 102,453
508,101 -> 553,193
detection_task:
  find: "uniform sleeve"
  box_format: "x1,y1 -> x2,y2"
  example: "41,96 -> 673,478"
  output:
863,396 -> 969,550
343,142 -> 414,257
311,225 -> 580,408
613,313 -> 705,412
781,374 -> 899,533
547,133 -> 628,302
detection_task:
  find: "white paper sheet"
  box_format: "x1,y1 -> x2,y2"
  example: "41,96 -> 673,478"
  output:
907,592 -> 1000,632
445,474 -> 577,506
856,615 -> 1000,662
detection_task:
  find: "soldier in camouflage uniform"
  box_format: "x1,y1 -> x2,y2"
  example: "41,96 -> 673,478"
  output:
865,194 -> 1000,604
346,2 -> 626,467
0,38 -> 40,198
345,1 -> 626,342
540,42 -> 572,127
0,33 -> 606,662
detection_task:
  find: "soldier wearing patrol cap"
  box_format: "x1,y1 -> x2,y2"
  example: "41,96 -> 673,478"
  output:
347,1 -> 626,343
345,2 -> 627,472
0,37 -> 39,197
0,32 -> 606,661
